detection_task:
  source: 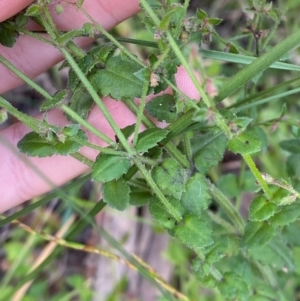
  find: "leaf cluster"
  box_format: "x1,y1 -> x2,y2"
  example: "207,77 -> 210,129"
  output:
2,0 -> 300,300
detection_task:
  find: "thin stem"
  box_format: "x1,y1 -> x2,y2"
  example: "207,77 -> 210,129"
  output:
122,98 -> 155,129
134,159 -> 182,222
123,98 -> 191,168
61,105 -> 115,146
70,136 -> 127,156
77,5 -> 145,68
183,133 -> 192,162
0,174 -> 91,227
163,77 -> 200,111
140,0 -> 161,26
51,7 -> 180,220
242,154 -> 272,200
71,153 -> 93,167
165,142 -> 190,169
166,33 -> 231,136
7,24 -> 56,45
0,56 -> 52,100
261,173 -> 300,200
215,29 -> 300,103
133,82 -> 149,146
206,179 -> 245,235
40,3 -> 61,38
207,211 -> 238,235
60,48 -> 134,154
0,96 -> 56,133
152,46 -> 172,71
140,0 -> 231,138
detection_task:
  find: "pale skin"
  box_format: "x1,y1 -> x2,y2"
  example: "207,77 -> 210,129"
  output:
0,0 -> 200,213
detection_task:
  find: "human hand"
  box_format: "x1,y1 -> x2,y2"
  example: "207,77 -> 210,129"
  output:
0,0 -> 200,212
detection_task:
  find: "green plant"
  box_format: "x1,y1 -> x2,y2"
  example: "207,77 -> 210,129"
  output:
1,0 -> 300,300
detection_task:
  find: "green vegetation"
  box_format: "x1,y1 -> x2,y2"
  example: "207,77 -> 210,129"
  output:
1,0 -> 300,300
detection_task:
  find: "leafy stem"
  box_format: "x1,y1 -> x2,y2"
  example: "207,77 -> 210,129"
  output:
206,179 -> 245,235
36,4 -> 184,223
242,154 -> 272,200
133,81 -> 149,147
60,47 -> 134,154
76,4 -> 145,68
134,159 -> 182,222
140,0 -> 231,139
61,105 -> 116,146
0,96 -> 55,134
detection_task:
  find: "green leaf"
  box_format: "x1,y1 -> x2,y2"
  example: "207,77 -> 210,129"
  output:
196,8 -> 208,20
89,43 -> 116,64
129,188 -> 152,207
269,203 -> 300,226
146,0 -> 162,10
248,285 -> 278,301
159,9 -> 175,30
279,139 -> 300,154
15,15 -> 29,27
230,117 -> 253,131
228,129 -> 261,154
205,236 -> 228,264
91,54 -> 144,100
255,127 -> 268,151
152,158 -> 186,199
181,173 -> 210,216
17,130 -> 87,157
54,130 -> 87,155
228,43 -> 239,54
249,195 -> 277,221
241,221 -> 276,248
61,124 -> 81,137
149,197 -> 185,230
173,214 -> 213,249
217,174 -> 240,198
136,128 -> 169,152
102,179 -> 130,211
159,6 -> 183,30
92,154 -> 131,183
120,124 -> 135,140
68,84 -> 94,121
283,222 -> 300,247
196,274 -> 218,288
145,95 -> 178,123
68,43 -> 116,89
286,154 -> 300,178
40,90 -> 67,111
248,238 -> 295,271
165,240 -> 189,265
219,272 -> 250,300
0,24 -> 18,47
208,18 -> 222,25
133,67 -> 150,82
269,185 -> 290,205
25,4 -> 41,16
193,132 -> 228,173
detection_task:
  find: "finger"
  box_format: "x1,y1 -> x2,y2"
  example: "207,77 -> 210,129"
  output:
0,0 -> 140,93
0,0 -> 33,22
0,69 -> 200,213
0,98 -> 136,212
